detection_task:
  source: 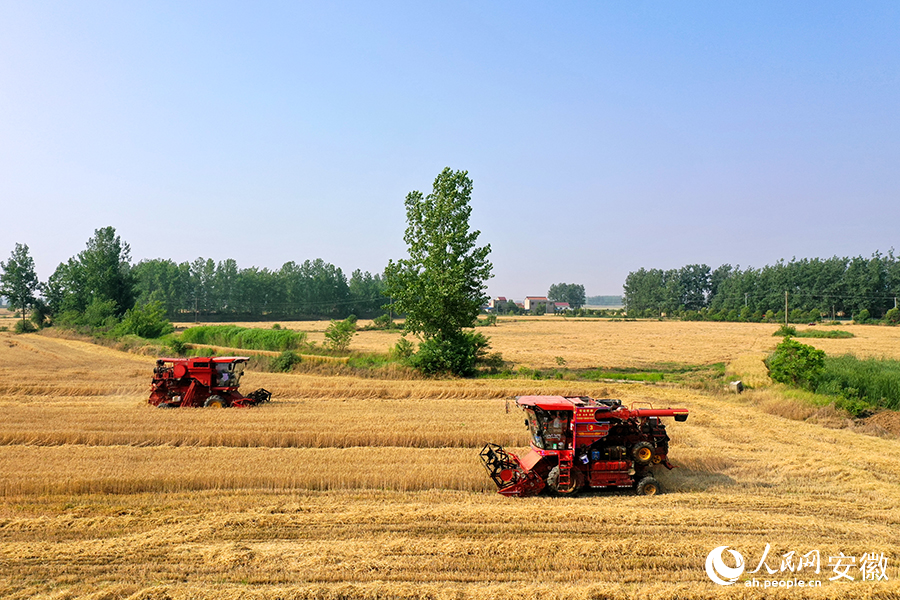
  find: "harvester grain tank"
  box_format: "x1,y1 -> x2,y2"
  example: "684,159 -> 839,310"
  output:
148,356 -> 272,408
481,395 -> 688,497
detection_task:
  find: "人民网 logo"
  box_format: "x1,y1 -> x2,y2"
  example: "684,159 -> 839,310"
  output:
706,546 -> 746,585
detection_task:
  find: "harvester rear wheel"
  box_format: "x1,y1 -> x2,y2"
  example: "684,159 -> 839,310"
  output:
204,395 -> 228,408
546,466 -> 584,496
636,476 -> 660,496
632,442 -> 654,466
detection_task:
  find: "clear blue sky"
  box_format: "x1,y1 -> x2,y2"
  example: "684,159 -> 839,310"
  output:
2,2 -> 898,299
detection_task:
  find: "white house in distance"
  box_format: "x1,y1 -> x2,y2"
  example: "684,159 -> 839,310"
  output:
524,296 -> 553,312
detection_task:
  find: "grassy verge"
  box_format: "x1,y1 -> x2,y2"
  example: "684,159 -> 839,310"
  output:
179,324 -> 308,351
480,362 -> 728,389
817,355 -> 900,414
773,324 -> 854,339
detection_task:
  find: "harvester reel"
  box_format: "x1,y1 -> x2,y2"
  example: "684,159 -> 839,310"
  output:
245,388 -> 272,405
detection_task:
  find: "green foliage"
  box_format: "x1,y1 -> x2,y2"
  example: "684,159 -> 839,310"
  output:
324,317 -> 357,352
14,319 -> 36,334
408,331 -> 490,377
372,314 -> 394,329
383,168 -> 494,376
179,325 -> 307,351
855,309 -> 871,324
270,350 -> 302,372
56,298 -> 120,331
793,329 -> 854,339
766,338 -> 826,390
817,355 -> 900,413
774,324 -> 797,337
1,243 -> 41,330
30,300 -> 50,330
384,168 -> 493,340
475,314 -> 497,327
49,227 -> 136,317
548,283 -> 586,309
885,307 -> 900,325
168,338 -> 187,356
390,336 -> 415,360
624,251 -> 900,320
118,301 -> 174,339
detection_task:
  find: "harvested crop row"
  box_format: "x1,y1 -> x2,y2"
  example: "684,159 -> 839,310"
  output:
0,445 -> 496,495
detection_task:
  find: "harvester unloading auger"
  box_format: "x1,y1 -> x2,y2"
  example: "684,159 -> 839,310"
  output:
481,396 -> 688,497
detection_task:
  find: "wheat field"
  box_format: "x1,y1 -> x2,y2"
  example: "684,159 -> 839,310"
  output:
2,321 -> 900,599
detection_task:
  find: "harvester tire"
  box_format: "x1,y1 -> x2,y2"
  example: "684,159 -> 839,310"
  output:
636,476 -> 660,496
546,466 -> 584,496
204,395 -> 228,408
631,442 -> 654,466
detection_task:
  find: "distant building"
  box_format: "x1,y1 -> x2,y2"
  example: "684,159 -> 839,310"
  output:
488,296 -> 507,310
524,296 -> 553,312
554,302 -> 571,312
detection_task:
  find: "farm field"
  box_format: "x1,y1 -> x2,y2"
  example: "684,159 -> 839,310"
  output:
2,321 -> 900,599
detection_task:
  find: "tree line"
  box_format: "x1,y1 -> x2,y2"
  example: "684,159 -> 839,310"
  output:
624,253 -> 900,321
3,226 -> 388,329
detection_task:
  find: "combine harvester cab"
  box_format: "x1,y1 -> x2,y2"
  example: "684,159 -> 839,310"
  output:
148,356 -> 272,408
481,396 -> 688,497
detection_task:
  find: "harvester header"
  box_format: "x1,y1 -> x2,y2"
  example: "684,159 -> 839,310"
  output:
481,395 -> 689,497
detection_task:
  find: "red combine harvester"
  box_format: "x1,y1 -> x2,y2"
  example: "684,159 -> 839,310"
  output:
148,356 -> 272,408
481,395 -> 688,497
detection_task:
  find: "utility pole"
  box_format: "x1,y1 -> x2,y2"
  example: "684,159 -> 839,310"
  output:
744,293 -> 748,307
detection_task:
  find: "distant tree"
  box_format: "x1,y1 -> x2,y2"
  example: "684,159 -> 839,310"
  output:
548,283 -> 586,309
118,300 -> 174,338
0,243 -> 40,329
49,227 -> 136,317
324,315 -> 357,352
501,299 -> 521,315
384,168 -> 493,376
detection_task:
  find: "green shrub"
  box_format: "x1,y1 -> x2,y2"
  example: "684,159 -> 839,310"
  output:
168,339 -> 187,356
390,336 -> 415,360
324,317 -> 357,352
855,309 -> 871,324
271,350 -> 302,372
885,307 -> 900,325
14,319 -> 36,334
774,324 -> 797,337
475,314 -> 498,327
118,301 -> 174,339
372,314 -> 394,329
408,331 -> 490,376
766,337 -> 825,390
